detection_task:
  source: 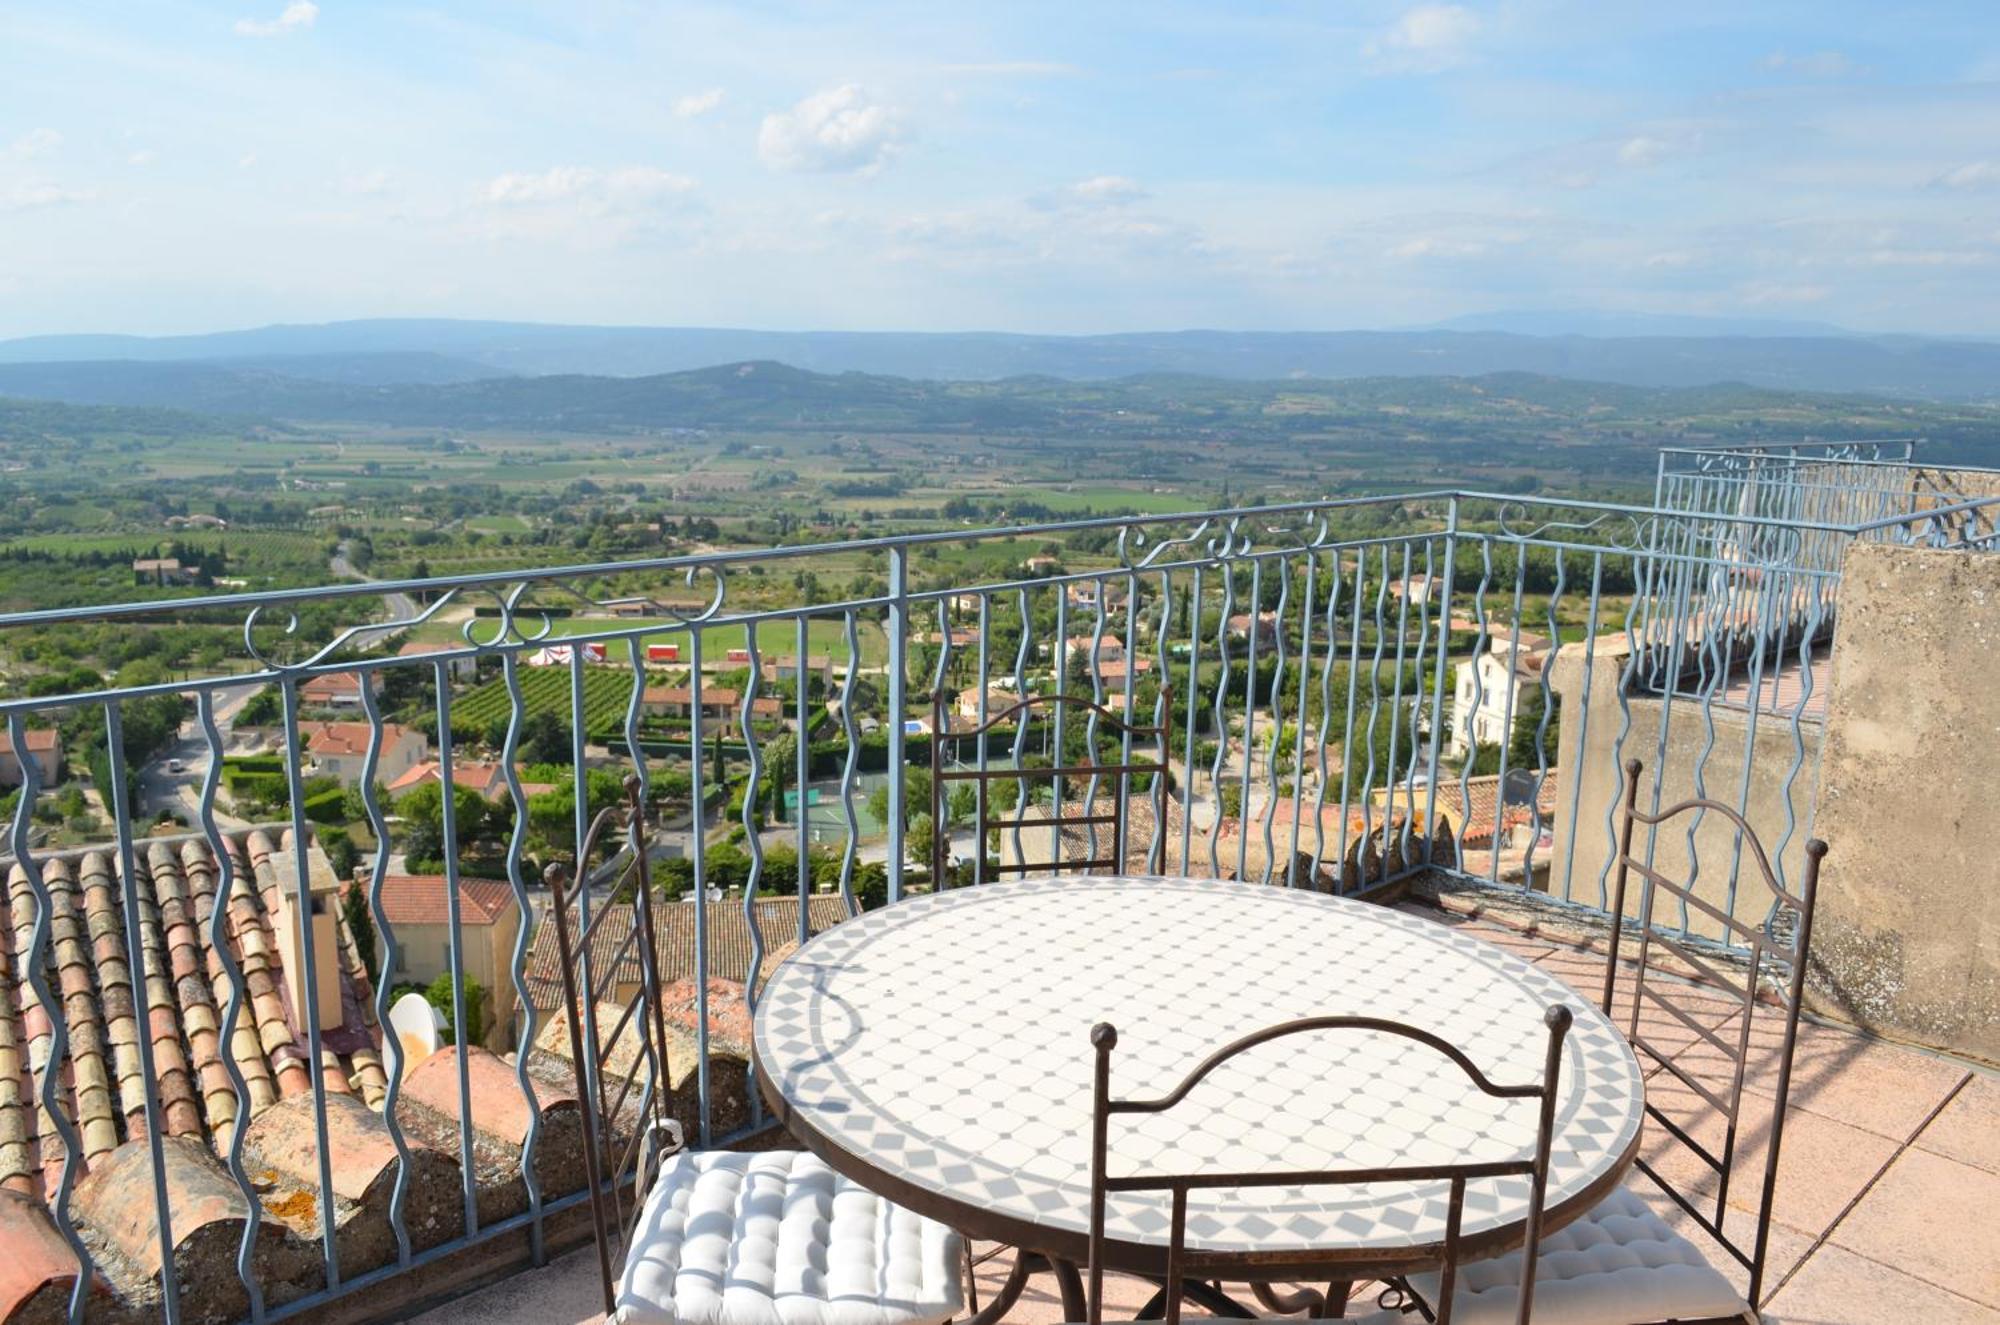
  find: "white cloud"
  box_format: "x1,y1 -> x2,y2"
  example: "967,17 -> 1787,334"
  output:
4,128 -> 62,160
1616,135 -> 1671,168
127,149 -> 158,166
673,88 -> 725,119
482,165 -> 696,212
1388,236 -> 1488,259
1366,5 -> 1481,74
1,184 -> 95,212
1070,175 -> 1147,205
1930,160 -> 2000,190
235,1 -> 317,36
1762,50 -> 1856,78
758,85 -> 903,174
237,151 -> 260,169
343,170 -> 390,195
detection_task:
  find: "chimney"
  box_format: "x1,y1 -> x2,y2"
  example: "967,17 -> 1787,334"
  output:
269,843 -> 345,1031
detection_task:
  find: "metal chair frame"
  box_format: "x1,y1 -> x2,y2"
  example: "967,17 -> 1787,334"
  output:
1084,1008 -> 1573,1325
1605,756 -> 1828,1313
929,687 -> 1171,884
545,774 -> 681,1318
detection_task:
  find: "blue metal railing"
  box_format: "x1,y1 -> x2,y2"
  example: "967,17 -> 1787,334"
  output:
1,457 -> 1997,1323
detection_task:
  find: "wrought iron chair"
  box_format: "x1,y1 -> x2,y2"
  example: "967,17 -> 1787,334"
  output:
1399,757 -> 1828,1325
929,687 -> 1171,884
546,776 -> 966,1325
1083,1008 -> 1573,1325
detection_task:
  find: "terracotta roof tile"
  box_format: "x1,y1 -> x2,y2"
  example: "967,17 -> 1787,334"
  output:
376,876 -> 518,928
0,728 -> 59,755
303,720 -> 418,758
524,893 -> 849,1011
0,831 -> 385,1203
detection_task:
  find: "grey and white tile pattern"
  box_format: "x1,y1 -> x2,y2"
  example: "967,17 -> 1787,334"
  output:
755,877 -> 1643,1258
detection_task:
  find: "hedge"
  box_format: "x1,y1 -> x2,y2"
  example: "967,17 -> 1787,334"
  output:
301,787 -> 347,824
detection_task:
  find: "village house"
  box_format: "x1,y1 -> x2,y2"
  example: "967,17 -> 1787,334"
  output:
387,760 -> 558,802
298,669 -> 376,708
1447,629 -> 1552,755
395,640 -> 478,681
374,874 -> 523,1052
0,726 -> 61,787
759,653 -> 835,687
639,685 -> 784,735
132,556 -> 198,586
954,685 -> 1023,722
301,719 -> 426,786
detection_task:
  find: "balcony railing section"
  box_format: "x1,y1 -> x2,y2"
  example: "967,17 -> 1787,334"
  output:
2,463 -> 1999,1325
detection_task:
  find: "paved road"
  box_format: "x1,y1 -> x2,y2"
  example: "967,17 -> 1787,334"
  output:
331,540 -> 424,652
137,686 -> 260,829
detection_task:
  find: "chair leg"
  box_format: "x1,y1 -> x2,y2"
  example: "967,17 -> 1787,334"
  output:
962,1240 -> 980,1317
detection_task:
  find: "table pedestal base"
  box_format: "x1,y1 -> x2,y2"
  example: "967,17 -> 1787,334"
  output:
965,1248 -> 1354,1324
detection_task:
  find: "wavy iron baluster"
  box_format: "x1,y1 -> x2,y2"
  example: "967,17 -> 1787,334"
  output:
497,649 -> 545,1261
739,633 -> 767,1129
351,676 -> 417,1271
836,612 -> 862,919
104,701 -> 183,1322
7,714 -> 94,1325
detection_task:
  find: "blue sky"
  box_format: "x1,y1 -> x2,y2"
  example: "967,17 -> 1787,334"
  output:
3,1 -> 2000,338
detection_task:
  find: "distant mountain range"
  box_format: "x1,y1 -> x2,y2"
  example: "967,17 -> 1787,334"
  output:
1,317 -> 1997,399
0,357 -> 1974,438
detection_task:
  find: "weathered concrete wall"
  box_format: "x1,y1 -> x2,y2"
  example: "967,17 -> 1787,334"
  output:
1810,542 -> 2000,1062
1546,642 -> 1821,935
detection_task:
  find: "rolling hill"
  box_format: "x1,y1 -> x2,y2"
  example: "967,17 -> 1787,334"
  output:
4,318 -> 1998,399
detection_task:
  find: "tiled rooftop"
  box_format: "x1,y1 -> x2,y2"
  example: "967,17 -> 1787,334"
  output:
521,893 -> 850,1013
414,895 -> 2000,1325
378,875 -> 520,928
0,831 -> 753,1323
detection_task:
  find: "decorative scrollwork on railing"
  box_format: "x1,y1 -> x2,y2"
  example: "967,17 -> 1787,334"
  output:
242,588 -> 462,671
1120,508 -> 1333,570
457,562 -> 730,649
1205,514 -> 1254,560
1256,508 -> 1333,549
1494,502 -> 1650,551
1116,518 -> 1214,569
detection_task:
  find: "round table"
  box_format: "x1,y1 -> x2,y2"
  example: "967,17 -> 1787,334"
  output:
753,877 -> 1645,1315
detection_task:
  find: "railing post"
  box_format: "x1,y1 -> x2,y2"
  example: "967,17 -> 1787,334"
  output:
886,544 -> 909,902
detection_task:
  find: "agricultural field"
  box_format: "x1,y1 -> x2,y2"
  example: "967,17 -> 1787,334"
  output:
409,614 -> 891,667
451,664 -> 634,735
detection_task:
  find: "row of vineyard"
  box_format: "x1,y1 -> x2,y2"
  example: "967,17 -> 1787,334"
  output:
452,664 -> 635,736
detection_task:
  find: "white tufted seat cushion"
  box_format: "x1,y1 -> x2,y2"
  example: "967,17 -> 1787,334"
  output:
1391,1187 -> 1754,1325
614,1148 -> 964,1325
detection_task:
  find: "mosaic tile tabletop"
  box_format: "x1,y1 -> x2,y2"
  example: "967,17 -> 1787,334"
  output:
754,877 -> 1644,1259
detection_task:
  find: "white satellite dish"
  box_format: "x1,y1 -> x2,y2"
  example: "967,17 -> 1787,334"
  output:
389,991 -> 444,1068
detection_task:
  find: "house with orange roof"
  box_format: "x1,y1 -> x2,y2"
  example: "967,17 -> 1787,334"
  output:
301,720 -> 426,786
374,875 -> 522,1050
298,669 -> 376,709
0,726 -> 61,787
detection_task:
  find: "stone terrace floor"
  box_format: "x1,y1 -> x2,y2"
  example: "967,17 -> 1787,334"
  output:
409,900 -> 2000,1325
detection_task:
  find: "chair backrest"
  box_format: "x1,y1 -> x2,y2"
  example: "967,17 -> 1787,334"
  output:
929,687 -> 1171,884
1085,1008 -> 1572,1325
1605,757 -> 1827,1308
544,773 -> 679,1318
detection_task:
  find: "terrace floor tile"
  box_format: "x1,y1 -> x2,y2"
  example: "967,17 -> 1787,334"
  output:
1826,1147 -> 2000,1310
1764,1242 -> 1996,1325
1911,1071 -> 2000,1175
